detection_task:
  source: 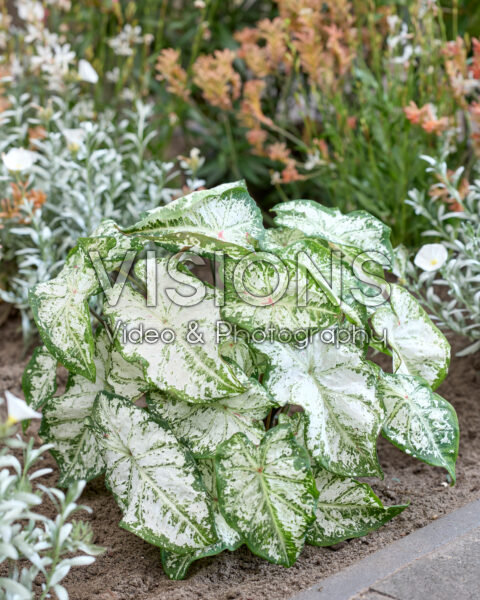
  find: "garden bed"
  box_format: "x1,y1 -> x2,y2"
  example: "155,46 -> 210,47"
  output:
1,315 -> 479,600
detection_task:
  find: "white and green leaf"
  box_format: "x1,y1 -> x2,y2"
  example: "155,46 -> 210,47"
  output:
107,345 -> 149,401
29,248 -> 100,381
379,373 -> 459,481
39,330 -> 110,486
259,227 -> 307,253
103,258 -> 245,403
147,368 -> 274,458
90,392 -> 218,553
273,200 -> 393,264
123,181 -> 264,258
257,333 -> 384,478
161,459 -> 242,580
215,426 -> 318,567
307,470 -> 406,546
22,346 -> 57,410
371,285 -> 450,389
221,256 -> 340,340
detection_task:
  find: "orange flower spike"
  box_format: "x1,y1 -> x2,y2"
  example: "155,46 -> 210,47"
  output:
246,129 -> 267,155
404,101 -> 424,125
192,49 -> 240,110
156,49 -> 190,102
472,39 -> 480,79
267,142 -> 291,164
281,159 -> 305,183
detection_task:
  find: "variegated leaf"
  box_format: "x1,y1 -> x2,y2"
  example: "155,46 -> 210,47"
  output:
29,248 -> 100,381
39,330 -> 110,486
278,412 -> 309,456
379,373 -> 459,481
147,367 -> 274,457
90,392 -> 218,552
123,181 -> 264,258
103,258 -> 245,403
307,470 -> 406,546
259,227 -> 307,253
257,333 -> 384,477
221,256 -> 340,340
161,459 -> 242,580
78,219 -> 144,271
273,200 -> 394,264
219,338 -> 259,377
281,238 -> 368,326
215,426 -> 318,567
371,285 -> 450,389
107,345 -> 149,401
22,346 -> 57,410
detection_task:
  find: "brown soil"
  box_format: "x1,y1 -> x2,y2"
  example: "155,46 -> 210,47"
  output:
1,315 -> 480,600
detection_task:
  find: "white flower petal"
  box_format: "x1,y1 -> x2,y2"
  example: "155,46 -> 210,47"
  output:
78,59 -> 99,84
6,391 -> 42,423
414,243 -> 448,272
2,148 -> 38,172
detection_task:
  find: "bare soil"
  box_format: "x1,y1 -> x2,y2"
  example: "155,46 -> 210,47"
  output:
1,315 -> 480,600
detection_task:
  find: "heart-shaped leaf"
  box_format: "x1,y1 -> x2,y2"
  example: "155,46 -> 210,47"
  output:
215,426 -> 317,567
257,333 -> 384,477
29,248 -> 100,381
273,200 -> 393,264
103,258 -> 245,403
371,285 -> 450,389
123,181 -> 264,258
90,392 -> 218,552
379,373 -> 459,481
161,459 -> 242,580
307,470 -> 406,546
221,255 -> 340,340
147,367 -> 274,457
40,330 -> 110,486
22,346 -> 57,410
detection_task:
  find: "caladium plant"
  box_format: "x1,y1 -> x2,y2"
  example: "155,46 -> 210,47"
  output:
24,181 -> 458,578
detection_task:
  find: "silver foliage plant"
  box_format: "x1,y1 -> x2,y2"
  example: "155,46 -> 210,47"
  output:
0,93 -> 200,340
403,155 -> 480,355
24,182 -> 458,579
0,395 -> 103,600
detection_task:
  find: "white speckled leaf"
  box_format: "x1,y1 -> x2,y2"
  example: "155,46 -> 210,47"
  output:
107,345 -> 149,401
273,200 -> 393,263
90,392 -> 218,552
371,285 -> 450,389
281,238 -> 368,326
215,426 -> 318,567
103,258 -> 245,403
147,367 -> 274,457
79,219 -> 144,271
379,373 -> 459,481
123,181 -> 264,258
22,346 -> 57,410
307,470 -> 406,546
29,248 -> 100,381
39,330 -> 110,486
221,256 -> 339,339
259,227 -> 307,252
257,333 -> 384,478
161,459 -> 242,580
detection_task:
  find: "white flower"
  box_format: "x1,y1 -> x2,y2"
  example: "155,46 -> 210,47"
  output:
78,59 -> 98,84
5,391 -> 41,425
414,243 -> 448,272
17,0 -> 44,23
63,128 -> 86,151
2,148 -> 38,172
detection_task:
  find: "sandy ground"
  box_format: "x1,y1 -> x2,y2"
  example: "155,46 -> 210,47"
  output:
1,315 -> 479,600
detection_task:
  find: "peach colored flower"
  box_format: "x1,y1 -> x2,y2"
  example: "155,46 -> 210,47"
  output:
156,49 -> 190,102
